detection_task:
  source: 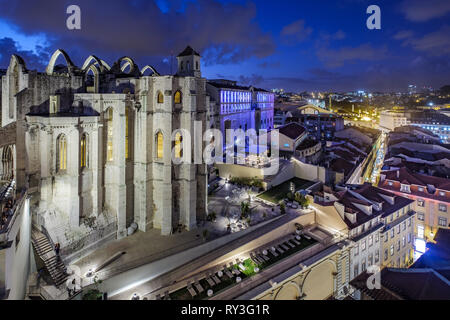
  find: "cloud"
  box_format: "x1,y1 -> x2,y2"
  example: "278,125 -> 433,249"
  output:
406,25 -> 450,56
393,30 -> 414,40
0,0 -> 275,70
316,43 -> 388,68
394,26 -> 450,56
0,37 -> 50,70
238,73 -> 264,86
280,19 -> 312,44
258,61 -> 280,69
400,0 -> 450,22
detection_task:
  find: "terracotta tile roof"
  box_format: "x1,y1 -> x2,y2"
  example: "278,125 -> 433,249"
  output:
278,122 -> 306,140
381,167 -> 450,193
351,268 -> 450,300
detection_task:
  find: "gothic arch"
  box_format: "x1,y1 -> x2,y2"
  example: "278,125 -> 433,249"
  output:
118,56 -> 136,74
46,49 -> 76,75
81,55 -> 106,73
141,65 -> 160,76
9,54 -> 27,73
1,145 -> 14,180
56,134 -> 68,172
155,130 -> 164,159
7,55 -> 27,120
85,64 -> 100,93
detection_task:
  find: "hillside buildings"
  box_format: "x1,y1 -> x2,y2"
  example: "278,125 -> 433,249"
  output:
311,183 -> 415,287
379,167 -> 450,248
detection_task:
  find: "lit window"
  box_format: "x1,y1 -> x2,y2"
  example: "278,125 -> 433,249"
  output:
418,225 -> 424,239
390,245 -> 394,256
57,134 -> 67,172
174,132 -> 182,159
438,217 -> 448,227
157,91 -> 164,103
174,91 -> 182,104
107,108 -> 114,162
156,131 -> 163,159
125,108 -> 130,159
81,134 -> 88,168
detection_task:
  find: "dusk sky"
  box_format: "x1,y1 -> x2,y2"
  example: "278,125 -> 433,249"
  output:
0,0 -> 449,92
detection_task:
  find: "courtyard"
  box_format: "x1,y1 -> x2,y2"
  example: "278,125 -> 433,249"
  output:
257,177 -> 315,204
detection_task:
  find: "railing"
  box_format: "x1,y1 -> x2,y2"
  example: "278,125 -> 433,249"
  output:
0,188 -> 27,243
40,225 -> 55,252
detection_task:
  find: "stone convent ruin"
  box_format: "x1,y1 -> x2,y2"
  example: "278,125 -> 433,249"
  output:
1,46 -> 208,260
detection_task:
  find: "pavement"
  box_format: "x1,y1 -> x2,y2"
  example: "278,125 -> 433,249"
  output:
71,227 -> 205,282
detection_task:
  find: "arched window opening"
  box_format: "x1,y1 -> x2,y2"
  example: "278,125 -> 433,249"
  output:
175,132 -> 182,159
156,131 -> 164,159
174,91 -> 182,104
196,61 -> 199,70
181,61 -> 184,71
107,108 -> 114,161
125,108 -> 131,159
157,91 -> 164,104
57,134 -> 67,172
81,134 -> 88,168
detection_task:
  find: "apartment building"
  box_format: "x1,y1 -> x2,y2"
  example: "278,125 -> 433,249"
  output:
379,167 -> 450,246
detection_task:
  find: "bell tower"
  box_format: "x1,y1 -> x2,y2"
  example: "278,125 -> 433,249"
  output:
176,45 -> 201,78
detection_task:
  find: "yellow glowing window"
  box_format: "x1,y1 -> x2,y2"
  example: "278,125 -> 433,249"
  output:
174,91 -> 182,104
107,108 -> 113,161
57,135 -> 67,171
81,134 -> 88,168
157,91 -> 164,103
125,108 -> 129,159
175,132 -> 182,158
156,132 -> 163,159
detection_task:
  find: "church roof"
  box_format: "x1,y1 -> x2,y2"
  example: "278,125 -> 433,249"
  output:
177,46 -> 200,57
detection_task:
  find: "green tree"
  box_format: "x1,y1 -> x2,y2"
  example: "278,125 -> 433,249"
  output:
279,201 -> 286,214
240,201 -> 250,219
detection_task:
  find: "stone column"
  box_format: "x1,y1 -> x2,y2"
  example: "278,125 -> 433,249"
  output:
69,125 -> 80,228
91,123 -> 100,217
39,126 -> 52,210
116,108 -> 127,238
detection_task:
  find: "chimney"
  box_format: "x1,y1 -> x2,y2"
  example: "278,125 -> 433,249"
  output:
49,95 -> 61,115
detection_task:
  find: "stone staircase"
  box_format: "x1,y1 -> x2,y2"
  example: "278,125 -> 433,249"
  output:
31,229 -> 68,287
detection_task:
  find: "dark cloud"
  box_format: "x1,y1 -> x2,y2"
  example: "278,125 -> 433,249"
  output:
406,25 -> 450,56
400,0 -> 450,22
0,0 -> 275,70
238,74 -> 264,86
0,37 -> 50,70
393,30 -> 414,40
316,43 -> 388,68
280,19 -> 312,45
258,61 -> 280,69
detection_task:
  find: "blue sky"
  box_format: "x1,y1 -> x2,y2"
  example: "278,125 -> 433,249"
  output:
0,0 -> 449,92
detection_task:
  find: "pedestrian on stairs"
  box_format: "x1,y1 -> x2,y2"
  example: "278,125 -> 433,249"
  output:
55,242 -> 61,261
